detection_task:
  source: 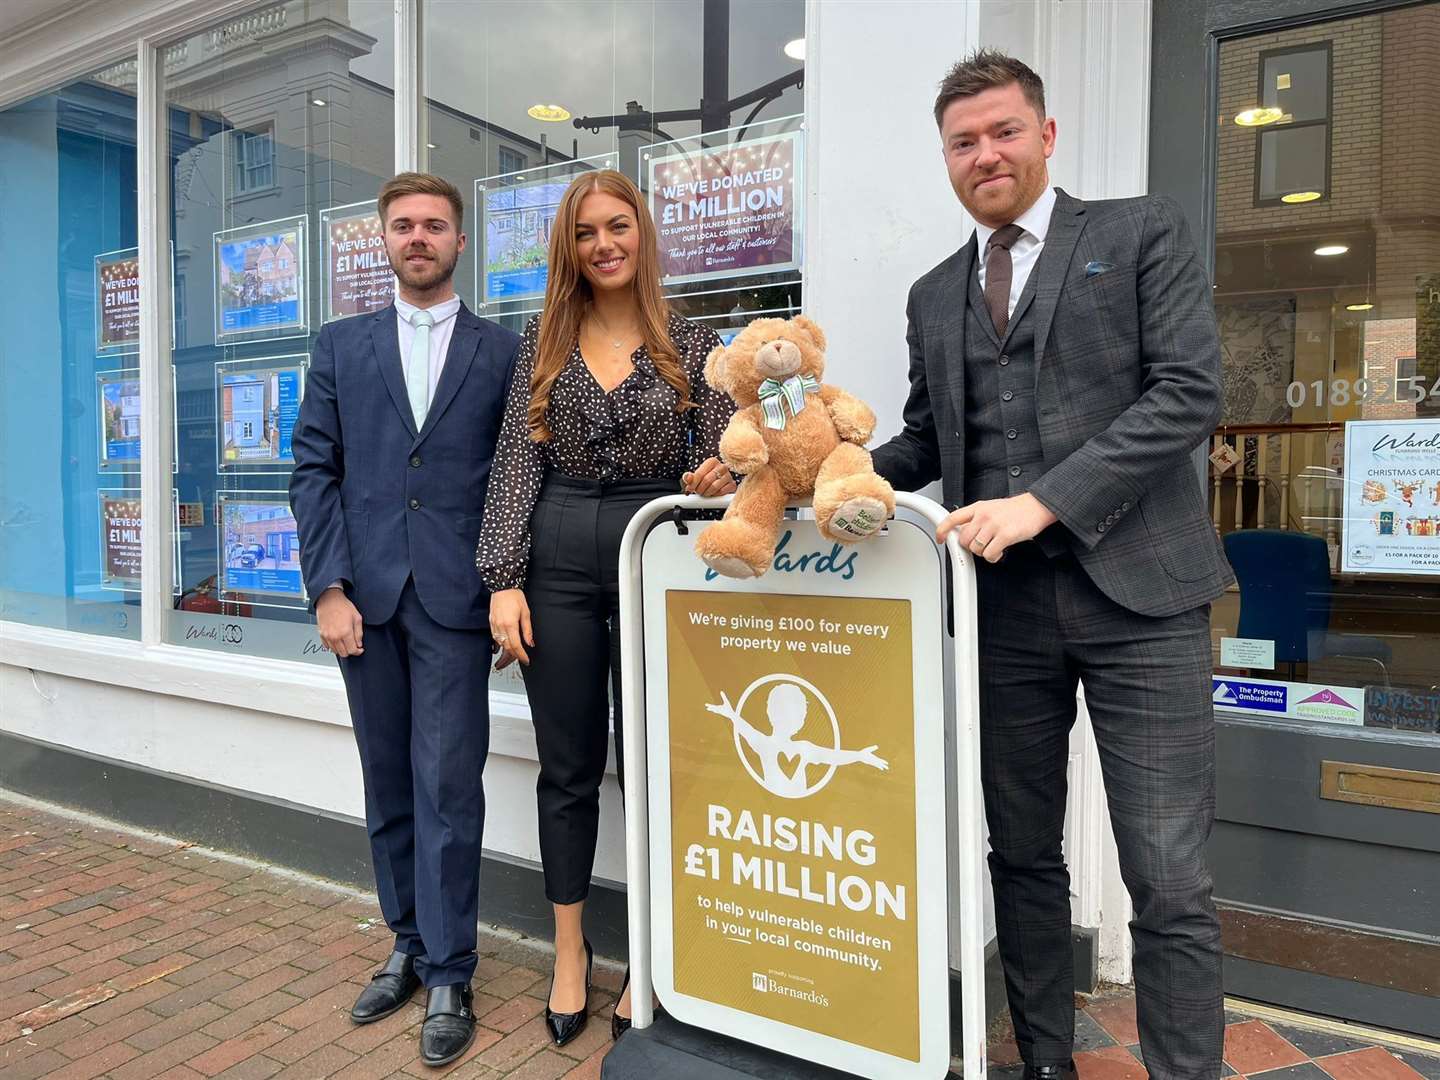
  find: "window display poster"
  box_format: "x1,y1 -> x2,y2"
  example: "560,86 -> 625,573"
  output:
479,178 -> 566,304
323,201 -> 394,321
219,498 -> 304,598
648,129 -> 802,286
98,371 -> 141,467
219,359 -> 304,467
476,153 -> 619,306
100,494 -> 142,590
1341,418 -> 1440,576
214,216 -> 306,338
95,247 -> 140,352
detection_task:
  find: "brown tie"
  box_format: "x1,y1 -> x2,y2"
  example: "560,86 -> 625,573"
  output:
984,223 -> 1025,338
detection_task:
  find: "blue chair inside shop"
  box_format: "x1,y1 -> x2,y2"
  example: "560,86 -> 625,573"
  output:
1222,528 -> 1391,678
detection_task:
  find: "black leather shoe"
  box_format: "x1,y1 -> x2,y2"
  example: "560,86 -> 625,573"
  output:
545,938 -> 592,1047
611,966 -> 662,1041
420,984 -> 476,1067
1023,1062 -> 1078,1080
350,950 -> 420,1024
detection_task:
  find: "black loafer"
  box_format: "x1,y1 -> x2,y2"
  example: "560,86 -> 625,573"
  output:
420,984 -> 476,1067
545,938 -> 593,1047
1023,1062 -> 1078,1080
350,950 -> 420,1024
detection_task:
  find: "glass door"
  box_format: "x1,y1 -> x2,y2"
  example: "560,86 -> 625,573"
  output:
1151,0 -> 1440,1037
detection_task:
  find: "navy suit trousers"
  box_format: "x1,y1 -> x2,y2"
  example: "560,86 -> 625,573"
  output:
338,578 -> 492,987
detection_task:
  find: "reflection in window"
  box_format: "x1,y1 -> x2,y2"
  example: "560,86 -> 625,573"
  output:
162,0 -> 394,664
232,124 -> 275,193
1253,44 -> 1331,205
1211,5 -> 1440,738
0,64 -> 140,639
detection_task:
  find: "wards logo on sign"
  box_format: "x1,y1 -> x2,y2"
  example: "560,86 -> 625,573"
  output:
706,674 -> 889,799
1212,678 -> 1287,713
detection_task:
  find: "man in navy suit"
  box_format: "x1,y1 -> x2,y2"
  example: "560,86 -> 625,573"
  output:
290,173 -> 520,1068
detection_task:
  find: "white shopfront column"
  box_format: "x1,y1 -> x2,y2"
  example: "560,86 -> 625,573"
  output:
803,0 -> 1154,986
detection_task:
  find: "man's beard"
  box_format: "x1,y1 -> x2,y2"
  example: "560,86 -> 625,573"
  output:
391,247 -> 458,290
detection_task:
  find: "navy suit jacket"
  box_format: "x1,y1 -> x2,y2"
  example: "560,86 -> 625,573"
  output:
290,302 -> 521,630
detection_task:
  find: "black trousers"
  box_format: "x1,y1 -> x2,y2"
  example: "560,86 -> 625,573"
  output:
522,473 -> 677,905
976,545 -> 1223,1080
337,577 -> 491,987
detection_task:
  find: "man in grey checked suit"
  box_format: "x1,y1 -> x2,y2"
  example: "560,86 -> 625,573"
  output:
871,51 -> 1233,1080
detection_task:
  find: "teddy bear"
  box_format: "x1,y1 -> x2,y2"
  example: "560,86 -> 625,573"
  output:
693,315 -> 895,578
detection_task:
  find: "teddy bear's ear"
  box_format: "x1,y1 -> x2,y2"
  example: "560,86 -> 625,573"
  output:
791,315 -> 827,353
703,345 -> 729,392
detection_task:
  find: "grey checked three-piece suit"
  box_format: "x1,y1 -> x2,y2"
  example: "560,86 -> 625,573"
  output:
872,189 -> 1234,1079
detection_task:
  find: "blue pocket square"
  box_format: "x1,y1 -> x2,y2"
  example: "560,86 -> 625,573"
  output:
1084,260 -> 1116,277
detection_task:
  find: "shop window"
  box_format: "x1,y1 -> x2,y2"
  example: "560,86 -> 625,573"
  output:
232,124 -> 275,193
498,146 -> 527,177
420,0 -> 806,690
1254,44 -> 1331,206
162,0 -> 395,664
0,64 -> 140,639
1211,7 -> 1440,740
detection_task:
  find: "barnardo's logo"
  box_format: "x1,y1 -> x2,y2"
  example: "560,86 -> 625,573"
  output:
706,674 -> 888,799
1213,678 -> 1287,713
749,971 -> 830,1007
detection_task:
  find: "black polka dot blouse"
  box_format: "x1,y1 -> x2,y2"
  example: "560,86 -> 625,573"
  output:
475,311 -> 734,591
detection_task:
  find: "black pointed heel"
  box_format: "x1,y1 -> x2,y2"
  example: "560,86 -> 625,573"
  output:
544,937 -> 592,1047
611,966 -> 631,1041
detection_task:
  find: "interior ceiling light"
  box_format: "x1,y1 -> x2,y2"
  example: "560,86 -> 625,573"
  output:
1315,244 -> 1349,257
1346,302 -> 1374,311
425,142 -> 437,149
527,104 -> 571,122
1234,106 -> 1283,127
784,37 -> 805,61
1281,191 -> 1322,204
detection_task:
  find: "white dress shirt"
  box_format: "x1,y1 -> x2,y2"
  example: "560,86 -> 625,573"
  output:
394,293 -> 462,401
974,185 -> 1058,319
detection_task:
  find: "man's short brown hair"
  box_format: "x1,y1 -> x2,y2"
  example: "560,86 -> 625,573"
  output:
934,49 -> 1046,128
378,172 -> 465,229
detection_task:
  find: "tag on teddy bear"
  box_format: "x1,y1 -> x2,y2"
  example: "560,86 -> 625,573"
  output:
828,503 -> 886,539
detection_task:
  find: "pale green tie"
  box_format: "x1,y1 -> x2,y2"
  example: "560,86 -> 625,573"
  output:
407,308 -> 434,428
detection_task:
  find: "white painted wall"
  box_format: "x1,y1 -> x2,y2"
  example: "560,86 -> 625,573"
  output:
803,0 -> 1151,984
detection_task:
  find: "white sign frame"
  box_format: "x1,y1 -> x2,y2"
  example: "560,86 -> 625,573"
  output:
619,494 -> 986,1080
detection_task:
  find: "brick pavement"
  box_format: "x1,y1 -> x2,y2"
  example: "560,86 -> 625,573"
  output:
4,794 -> 1440,1080
1,797 -> 616,1080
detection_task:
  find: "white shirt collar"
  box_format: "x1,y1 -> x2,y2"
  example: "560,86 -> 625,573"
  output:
974,185 -> 1058,252
395,294 -> 462,325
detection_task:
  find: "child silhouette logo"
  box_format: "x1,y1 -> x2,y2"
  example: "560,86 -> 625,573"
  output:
706,674 -> 888,799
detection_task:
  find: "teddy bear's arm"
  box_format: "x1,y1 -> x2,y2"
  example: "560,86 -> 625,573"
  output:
718,409 -> 770,474
819,385 -> 876,445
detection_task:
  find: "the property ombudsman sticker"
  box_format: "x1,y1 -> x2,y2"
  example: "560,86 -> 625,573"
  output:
641,518 -> 952,1079
1212,676 -> 1366,726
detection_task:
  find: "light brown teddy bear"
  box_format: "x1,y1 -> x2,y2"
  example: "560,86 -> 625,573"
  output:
694,315 -> 895,578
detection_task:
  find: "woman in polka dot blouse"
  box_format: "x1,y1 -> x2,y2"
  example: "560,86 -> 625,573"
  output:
474,169 -> 736,1046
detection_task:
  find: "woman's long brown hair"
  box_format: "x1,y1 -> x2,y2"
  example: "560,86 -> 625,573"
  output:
528,169 -> 691,441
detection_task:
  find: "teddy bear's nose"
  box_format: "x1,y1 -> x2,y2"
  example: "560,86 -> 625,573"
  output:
755,339 -> 801,378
